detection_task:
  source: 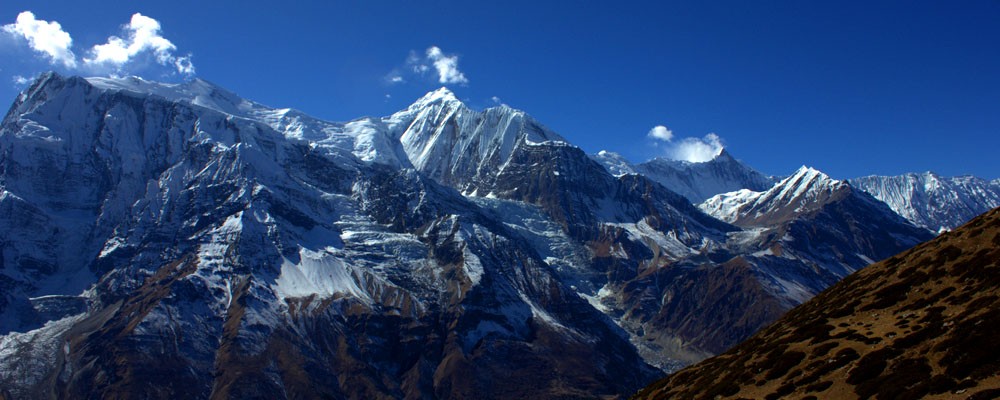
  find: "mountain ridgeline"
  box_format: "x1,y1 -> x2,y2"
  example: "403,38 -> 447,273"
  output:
0,73 -> 956,399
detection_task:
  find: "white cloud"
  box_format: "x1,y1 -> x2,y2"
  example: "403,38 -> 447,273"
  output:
425,46 -> 468,85
12,75 -> 30,85
668,133 -> 725,163
648,125 -> 674,142
491,96 -> 501,104
391,46 -> 469,86
2,11 -> 77,68
3,11 -> 195,78
84,13 -> 194,75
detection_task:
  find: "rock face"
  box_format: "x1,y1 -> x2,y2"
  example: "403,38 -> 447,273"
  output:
634,207 -> 1000,400
0,73 -> 932,399
851,172 -> 1000,233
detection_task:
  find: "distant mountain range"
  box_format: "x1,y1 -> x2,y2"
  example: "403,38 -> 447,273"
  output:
0,73 -> 986,399
635,206 -> 1000,399
593,151 -> 1000,234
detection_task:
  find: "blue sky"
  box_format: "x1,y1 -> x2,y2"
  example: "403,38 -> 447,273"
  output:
2,1 -> 998,179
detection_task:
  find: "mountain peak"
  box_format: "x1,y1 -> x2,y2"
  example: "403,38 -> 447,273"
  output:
645,147 -> 732,168
410,86 -> 462,108
699,165 -> 848,226
635,149 -> 775,203
791,165 -> 823,177
592,150 -> 636,177
779,166 -> 841,195
26,70 -> 61,87
713,148 -> 735,162
792,165 -> 819,174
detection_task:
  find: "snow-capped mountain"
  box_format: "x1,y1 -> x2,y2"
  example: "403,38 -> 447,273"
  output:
394,88 -> 570,193
700,166 -> 848,226
850,172 -> 1000,233
699,166 -> 932,281
631,150 -> 776,204
0,73 -> 932,398
0,74 -> 660,398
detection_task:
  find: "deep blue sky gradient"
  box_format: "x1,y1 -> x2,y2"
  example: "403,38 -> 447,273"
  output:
2,1 -> 998,178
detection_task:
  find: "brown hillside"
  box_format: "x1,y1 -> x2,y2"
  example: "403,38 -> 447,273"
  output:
634,207 -> 1000,400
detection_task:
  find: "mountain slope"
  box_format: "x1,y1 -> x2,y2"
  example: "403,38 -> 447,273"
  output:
634,207 -> 1000,400
0,73 -> 657,399
0,73 -> 936,398
851,172 -> 1000,233
383,97 -> 930,367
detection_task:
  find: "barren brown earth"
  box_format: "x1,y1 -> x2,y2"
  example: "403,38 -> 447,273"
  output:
633,207 -> 1000,400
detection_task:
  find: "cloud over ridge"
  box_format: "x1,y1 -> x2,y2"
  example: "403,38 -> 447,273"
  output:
669,133 -> 724,163
647,123 -> 725,163
3,10 -> 195,78
425,46 -> 467,85
84,13 -> 194,75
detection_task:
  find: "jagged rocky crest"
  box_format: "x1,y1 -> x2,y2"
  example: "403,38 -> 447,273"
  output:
0,73 -> 933,399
